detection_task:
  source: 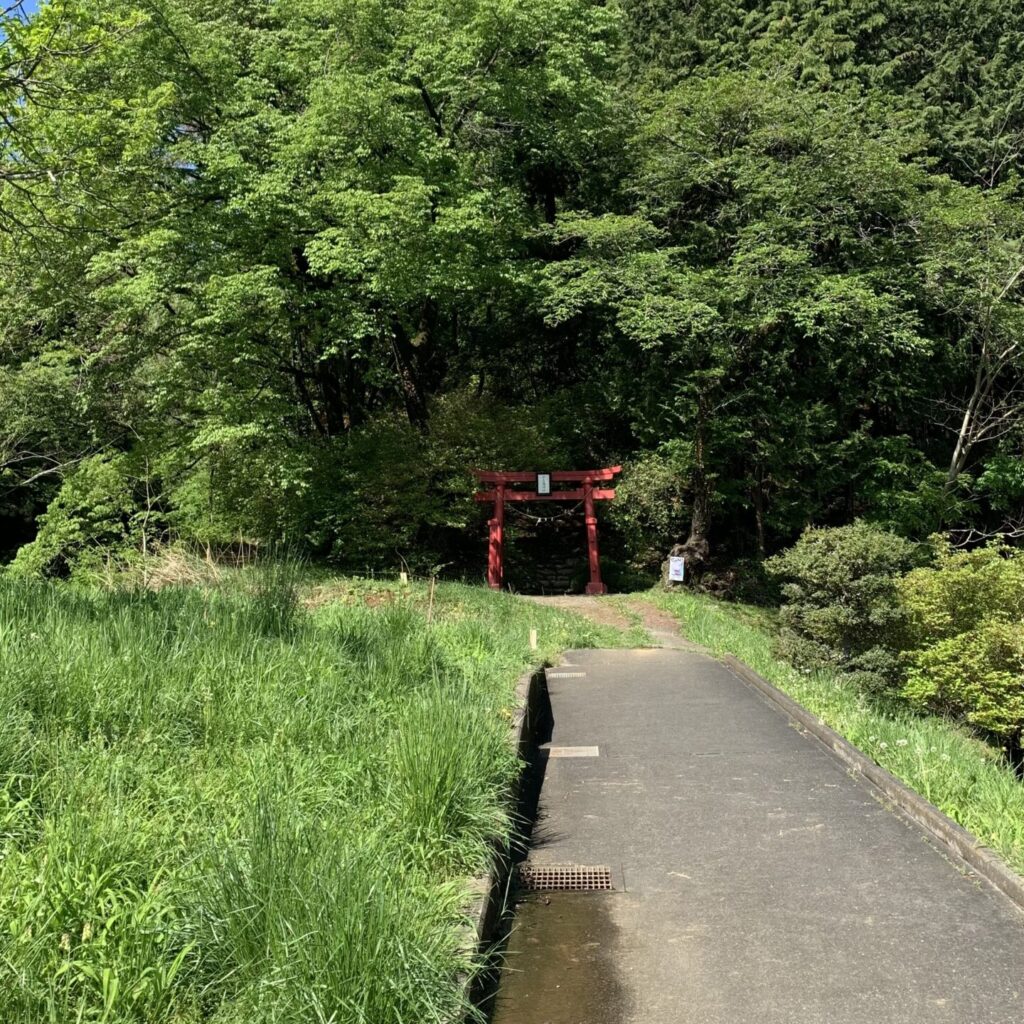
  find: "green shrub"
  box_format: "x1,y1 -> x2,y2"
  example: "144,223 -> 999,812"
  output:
899,542 -> 1024,644
162,423 -> 315,548
765,522 -> 925,688
306,420 -> 441,571
902,619 -> 1024,740
607,441 -> 690,572
899,543 -> 1024,754
9,392 -> 563,579
6,454 -> 146,580
305,393 -> 563,573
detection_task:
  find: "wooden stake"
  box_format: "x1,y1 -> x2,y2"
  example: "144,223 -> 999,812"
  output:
530,628 -> 538,651
427,576 -> 436,624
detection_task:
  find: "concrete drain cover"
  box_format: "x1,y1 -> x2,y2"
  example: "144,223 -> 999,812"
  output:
545,745 -> 600,758
517,864 -> 614,892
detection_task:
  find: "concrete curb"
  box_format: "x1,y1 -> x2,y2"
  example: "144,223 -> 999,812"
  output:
722,653 -> 1024,915
458,664 -> 546,1010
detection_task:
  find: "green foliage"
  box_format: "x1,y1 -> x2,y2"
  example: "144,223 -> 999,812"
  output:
308,420 -> 441,570
162,425 -> 316,548
902,620 -> 1024,740
623,0 -> 1024,189
851,436 -> 963,538
307,392 -> 563,572
607,441 -> 690,570
543,68 -> 956,555
0,571 -> 626,1023
977,456 -> 1024,513
899,544 -> 1024,739
0,0 -> 621,565
765,522 -> 925,686
900,542 -> 1024,643
752,530 -> 1024,757
7,454 -> 145,580
5,391 -> 563,579
3,0 -> 1024,577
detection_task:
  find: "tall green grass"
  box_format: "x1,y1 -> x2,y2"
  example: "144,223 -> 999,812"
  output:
0,572 -> 622,1023
649,589 -> 1024,876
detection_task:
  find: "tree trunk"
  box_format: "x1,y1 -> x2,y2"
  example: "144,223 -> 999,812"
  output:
391,317 -> 429,432
672,393 -> 712,575
343,348 -> 366,430
946,348 -> 990,493
315,355 -> 349,437
1007,727 -> 1024,780
751,468 -> 767,559
682,474 -> 711,568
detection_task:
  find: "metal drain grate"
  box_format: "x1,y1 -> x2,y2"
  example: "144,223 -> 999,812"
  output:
517,863 -> 614,892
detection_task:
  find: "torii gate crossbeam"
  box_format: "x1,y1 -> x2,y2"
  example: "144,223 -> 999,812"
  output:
472,467 -> 622,594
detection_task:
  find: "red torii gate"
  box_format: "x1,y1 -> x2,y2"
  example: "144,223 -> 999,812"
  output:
473,467 -> 622,594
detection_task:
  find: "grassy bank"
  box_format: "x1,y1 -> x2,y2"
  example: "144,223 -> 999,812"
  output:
0,571 -> 623,1024
649,589 -> 1024,877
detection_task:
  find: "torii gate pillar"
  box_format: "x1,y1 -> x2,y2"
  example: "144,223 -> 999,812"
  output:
582,481 -> 605,595
473,468 -> 622,593
487,481 -> 505,590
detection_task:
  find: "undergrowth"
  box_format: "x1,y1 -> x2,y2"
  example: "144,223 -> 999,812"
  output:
0,570 -> 624,1023
649,588 -> 1024,877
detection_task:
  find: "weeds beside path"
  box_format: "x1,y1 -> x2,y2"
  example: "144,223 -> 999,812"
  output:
0,573 -> 631,1024
616,596 -> 708,651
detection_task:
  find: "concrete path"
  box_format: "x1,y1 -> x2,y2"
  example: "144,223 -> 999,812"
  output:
489,646 -> 1024,1024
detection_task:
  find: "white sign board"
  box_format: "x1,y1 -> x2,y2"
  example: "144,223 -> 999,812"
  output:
668,556 -> 685,582
536,472 -> 551,495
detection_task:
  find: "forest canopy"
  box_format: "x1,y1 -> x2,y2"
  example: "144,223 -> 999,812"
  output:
2,0 -> 1023,578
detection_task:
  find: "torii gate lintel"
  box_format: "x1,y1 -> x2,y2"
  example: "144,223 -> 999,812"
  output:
472,467 -> 622,594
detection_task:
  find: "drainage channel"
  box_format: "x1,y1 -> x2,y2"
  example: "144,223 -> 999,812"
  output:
474,671 -> 627,1024
482,875 -> 627,1024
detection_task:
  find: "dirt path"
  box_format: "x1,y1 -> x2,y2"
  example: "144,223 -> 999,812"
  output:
619,596 -> 705,651
523,593 -> 705,651
522,595 -> 636,632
